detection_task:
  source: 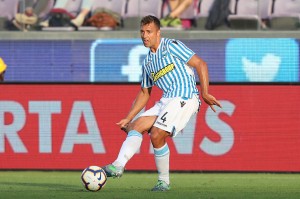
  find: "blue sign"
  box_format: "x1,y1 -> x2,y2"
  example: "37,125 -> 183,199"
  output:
90,39 -> 227,83
1,38 -> 299,83
226,38 -> 299,82
90,39 -> 148,82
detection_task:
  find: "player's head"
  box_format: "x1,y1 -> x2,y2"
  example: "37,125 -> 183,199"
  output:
140,15 -> 161,52
140,15 -> 160,29
0,57 -> 7,82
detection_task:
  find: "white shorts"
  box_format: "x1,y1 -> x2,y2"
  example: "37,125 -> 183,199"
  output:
140,94 -> 200,137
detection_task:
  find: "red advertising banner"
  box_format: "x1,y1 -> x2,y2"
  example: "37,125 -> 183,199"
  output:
0,84 -> 300,171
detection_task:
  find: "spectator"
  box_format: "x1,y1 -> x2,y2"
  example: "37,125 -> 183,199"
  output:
40,0 -> 94,28
0,57 -> 7,82
205,0 -> 231,30
12,0 -> 54,31
160,0 -> 193,28
13,5 -> 38,31
71,0 -> 95,27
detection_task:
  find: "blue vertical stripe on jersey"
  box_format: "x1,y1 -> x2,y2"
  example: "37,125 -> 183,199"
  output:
169,40 -> 194,62
159,54 -> 171,92
166,38 -> 196,98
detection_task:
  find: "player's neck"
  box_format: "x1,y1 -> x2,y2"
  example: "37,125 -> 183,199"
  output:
150,37 -> 161,53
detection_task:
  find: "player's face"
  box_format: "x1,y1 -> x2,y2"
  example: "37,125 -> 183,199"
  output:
140,22 -> 160,52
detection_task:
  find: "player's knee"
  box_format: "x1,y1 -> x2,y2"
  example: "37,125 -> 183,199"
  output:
150,129 -> 164,145
127,122 -> 141,132
127,117 -> 153,133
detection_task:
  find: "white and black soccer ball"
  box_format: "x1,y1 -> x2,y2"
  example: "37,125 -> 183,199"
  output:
81,166 -> 107,191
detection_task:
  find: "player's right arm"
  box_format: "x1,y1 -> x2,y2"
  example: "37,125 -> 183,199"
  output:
116,87 -> 152,130
188,54 -> 221,112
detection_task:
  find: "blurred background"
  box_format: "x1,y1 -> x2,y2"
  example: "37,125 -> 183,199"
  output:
0,0 -> 299,172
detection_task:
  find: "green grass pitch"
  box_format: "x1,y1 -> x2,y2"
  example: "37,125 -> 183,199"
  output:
0,171 -> 300,199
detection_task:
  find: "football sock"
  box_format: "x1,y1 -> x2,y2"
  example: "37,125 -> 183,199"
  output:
113,130 -> 143,167
154,143 -> 170,185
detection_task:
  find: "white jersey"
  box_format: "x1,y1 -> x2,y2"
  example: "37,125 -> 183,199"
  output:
141,38 -> 199,99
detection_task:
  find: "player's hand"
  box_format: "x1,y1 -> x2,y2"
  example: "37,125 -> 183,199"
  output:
116,118 -> 131,132
202,93 -> 222,112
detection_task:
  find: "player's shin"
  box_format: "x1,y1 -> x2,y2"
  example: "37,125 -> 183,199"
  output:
113,130 -> 143,167
153,143 -> 170,185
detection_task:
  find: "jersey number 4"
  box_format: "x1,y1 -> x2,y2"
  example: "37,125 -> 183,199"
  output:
160,112 -> 168,123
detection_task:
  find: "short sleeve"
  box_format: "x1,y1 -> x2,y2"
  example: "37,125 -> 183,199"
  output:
168,40 -> 195,63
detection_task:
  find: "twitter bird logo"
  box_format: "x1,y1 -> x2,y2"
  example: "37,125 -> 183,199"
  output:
242,53 -> 281,82
226,39 -> 299,82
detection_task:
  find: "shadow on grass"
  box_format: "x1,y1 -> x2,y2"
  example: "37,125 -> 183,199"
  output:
0,181 -> 83,192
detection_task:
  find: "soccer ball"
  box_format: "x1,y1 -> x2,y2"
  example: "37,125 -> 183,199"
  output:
81,166 -> 107,191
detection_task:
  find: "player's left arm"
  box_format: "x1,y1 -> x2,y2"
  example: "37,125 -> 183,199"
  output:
187,54 -> 222,112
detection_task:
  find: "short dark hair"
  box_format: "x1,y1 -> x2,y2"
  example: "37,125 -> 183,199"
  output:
140,15 -> 160,29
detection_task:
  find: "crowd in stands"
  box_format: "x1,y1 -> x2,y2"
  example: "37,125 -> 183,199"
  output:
0,0 -> 299,31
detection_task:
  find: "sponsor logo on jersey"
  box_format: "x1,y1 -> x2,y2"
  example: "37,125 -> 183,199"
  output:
151,63 -> 175,82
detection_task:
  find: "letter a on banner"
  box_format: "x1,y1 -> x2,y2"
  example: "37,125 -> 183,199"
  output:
60,101 -> 105,153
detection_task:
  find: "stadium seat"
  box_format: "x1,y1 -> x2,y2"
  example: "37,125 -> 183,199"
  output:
121,0 -> 162,30
91,0 -> 124,14
228,0 -> 265,30
42,0 -> 82,31
78,0 -> 124,31
58,0 -> 83,17
0,0 -> 19,30
193,0 -> 215,30
32,0 -> 55,21
259,0 -> 270,20
268,0 -> 300,30
13,0 -> 55,31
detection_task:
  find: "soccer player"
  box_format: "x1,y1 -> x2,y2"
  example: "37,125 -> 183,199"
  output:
0,57 -> 7,82
103,15 -> 221,191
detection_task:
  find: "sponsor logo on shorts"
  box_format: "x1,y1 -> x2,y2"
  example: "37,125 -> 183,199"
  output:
156,121 -> 167,127
180,101 -> 186,107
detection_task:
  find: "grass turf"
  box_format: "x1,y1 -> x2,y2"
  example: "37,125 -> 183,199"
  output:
0,171 -> 300,199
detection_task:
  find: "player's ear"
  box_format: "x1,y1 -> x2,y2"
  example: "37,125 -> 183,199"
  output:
157,29 -> 161,37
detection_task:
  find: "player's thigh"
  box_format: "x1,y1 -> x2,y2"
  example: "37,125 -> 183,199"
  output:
154,95 -> 199,136
128,116 -> 157,133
